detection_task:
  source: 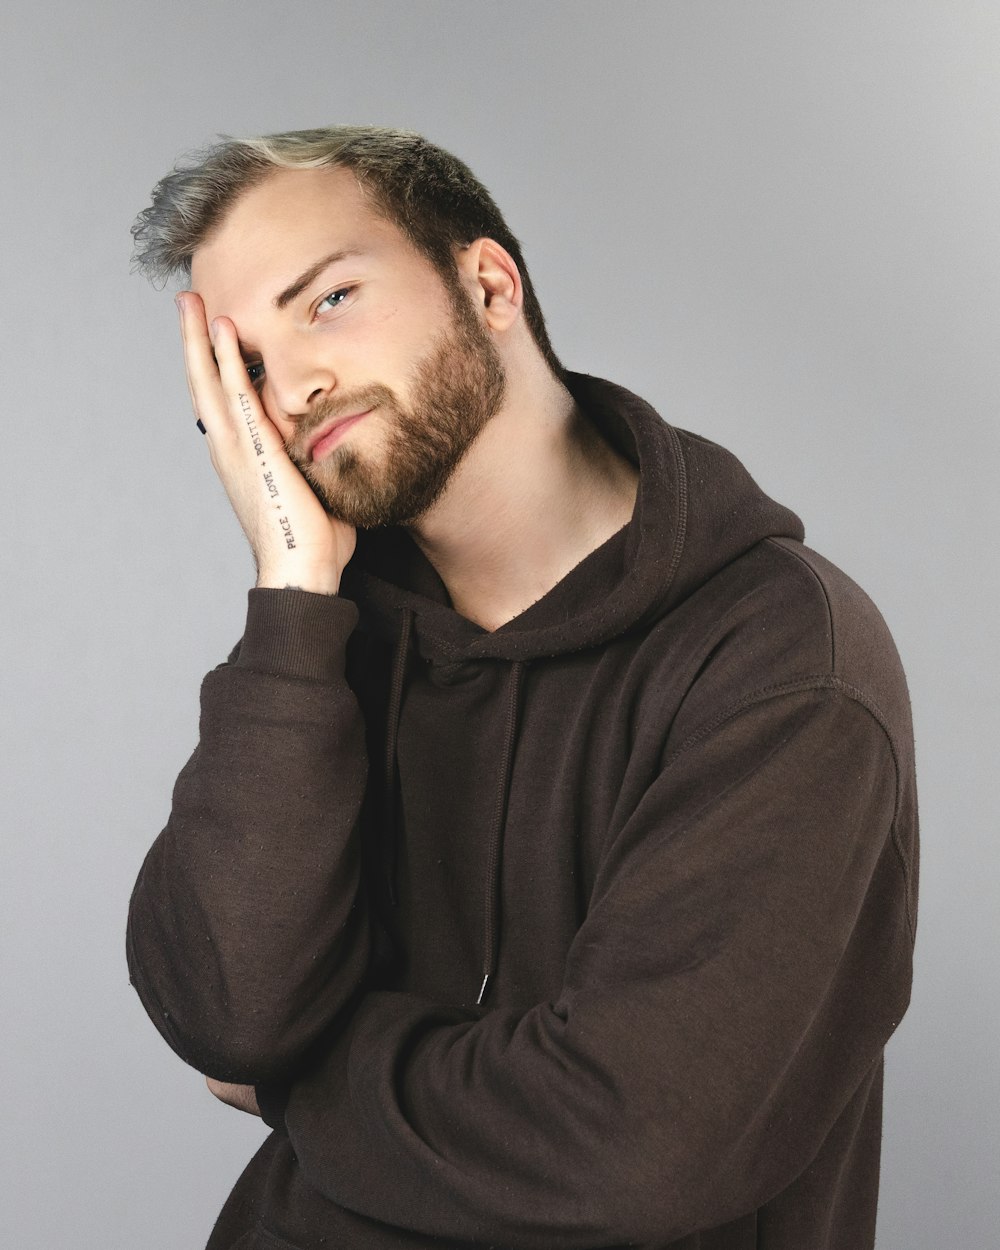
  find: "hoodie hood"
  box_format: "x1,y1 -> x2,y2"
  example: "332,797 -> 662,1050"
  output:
341,371 -> 804,661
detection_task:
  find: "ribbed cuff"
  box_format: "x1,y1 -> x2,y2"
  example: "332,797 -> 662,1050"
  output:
234,589 -> 360,682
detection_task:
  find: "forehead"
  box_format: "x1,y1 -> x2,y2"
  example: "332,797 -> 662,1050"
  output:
190,166 -> 412,308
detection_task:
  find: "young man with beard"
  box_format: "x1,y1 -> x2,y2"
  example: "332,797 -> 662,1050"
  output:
127,127 -> 918,1250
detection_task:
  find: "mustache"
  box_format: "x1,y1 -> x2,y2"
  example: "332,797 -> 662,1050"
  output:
292,384 -> 397,445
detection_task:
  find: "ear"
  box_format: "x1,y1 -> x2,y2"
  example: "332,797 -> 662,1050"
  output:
455,238 -> 523,333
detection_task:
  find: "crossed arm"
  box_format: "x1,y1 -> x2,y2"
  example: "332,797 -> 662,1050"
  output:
129,664 -> 913,1243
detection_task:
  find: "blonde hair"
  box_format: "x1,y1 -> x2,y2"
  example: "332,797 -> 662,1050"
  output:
131,125 -> 562,376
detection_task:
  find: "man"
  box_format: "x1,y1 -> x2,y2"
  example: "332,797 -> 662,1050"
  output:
127,126 -> 918,1250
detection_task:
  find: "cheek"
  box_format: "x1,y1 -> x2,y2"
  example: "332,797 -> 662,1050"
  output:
260,393 -> 295,440
367,304 -> 445,369
336,308 -> 417,376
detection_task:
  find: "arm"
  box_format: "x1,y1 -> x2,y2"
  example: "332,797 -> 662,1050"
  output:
258,686 -> 916,1245
126,296 -> 370,1082
126,588 -> 371,1081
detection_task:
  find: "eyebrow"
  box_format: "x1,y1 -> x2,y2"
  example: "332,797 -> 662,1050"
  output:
272,248 -> 366,310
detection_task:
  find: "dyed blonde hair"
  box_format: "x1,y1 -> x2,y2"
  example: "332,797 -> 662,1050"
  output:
131,125 -> 563,377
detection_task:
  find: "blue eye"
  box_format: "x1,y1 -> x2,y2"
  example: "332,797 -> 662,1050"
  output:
317,287 -> 352,313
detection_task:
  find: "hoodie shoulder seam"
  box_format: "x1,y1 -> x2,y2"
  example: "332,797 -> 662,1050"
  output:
763,537 -> 836,673
664,676 -> 916,945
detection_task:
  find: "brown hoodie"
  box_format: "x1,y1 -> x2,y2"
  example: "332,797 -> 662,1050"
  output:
127,373 -> 918,1249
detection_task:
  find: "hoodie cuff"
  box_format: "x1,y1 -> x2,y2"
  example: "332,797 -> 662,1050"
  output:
255,1079 -> 291,1133
234,589 -> 360,682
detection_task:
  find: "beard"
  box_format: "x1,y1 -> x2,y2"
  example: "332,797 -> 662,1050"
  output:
285,284 -> 506,529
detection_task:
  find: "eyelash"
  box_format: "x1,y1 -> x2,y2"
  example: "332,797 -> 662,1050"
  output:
242,287 -> 355,389
316,286 -> 354,314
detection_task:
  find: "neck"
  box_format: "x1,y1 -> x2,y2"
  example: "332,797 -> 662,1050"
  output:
408,364 -> 639,632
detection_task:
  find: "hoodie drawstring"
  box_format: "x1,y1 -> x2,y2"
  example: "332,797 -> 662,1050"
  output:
380,607 -> 526,1007
477,659 -> 525,1006
382,608 -> 414,907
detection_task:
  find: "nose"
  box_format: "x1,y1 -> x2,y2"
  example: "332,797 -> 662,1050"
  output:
265,335 -> 337,420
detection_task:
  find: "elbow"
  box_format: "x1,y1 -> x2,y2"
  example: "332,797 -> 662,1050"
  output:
132,982 -> 343,1084
565,1099 -> 771,1243
127,927 -> 370,1083
127,889 -> 370,1081
192,1012 -> 320,1085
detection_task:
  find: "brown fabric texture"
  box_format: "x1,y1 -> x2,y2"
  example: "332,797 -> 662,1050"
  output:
127,373 -> 918,1249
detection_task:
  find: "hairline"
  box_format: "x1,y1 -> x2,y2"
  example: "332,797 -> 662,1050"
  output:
186,165 -> 477,297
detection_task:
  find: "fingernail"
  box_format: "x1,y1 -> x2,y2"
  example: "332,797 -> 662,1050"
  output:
175,294 -> 185,314
209,318 -> 219,342
196,418 -> 206,435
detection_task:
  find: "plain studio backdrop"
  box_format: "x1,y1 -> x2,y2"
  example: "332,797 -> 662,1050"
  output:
2,2 -> 996,1246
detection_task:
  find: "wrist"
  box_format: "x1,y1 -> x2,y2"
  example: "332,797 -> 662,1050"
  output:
255,567 -> 342,596
236,588 -> 359,681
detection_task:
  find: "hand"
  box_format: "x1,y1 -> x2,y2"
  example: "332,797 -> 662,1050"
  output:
205,1076 -> 261,1117
176,292 -> 357,594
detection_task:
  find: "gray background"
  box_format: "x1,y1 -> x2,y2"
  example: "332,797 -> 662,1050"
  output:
2,1 -> 996,1246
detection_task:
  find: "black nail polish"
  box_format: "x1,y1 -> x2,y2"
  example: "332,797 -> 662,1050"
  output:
196,419 -> 206,435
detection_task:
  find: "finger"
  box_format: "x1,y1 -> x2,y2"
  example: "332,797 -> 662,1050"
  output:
176,292 -> 227,432
210,316 -> 286,458
205,1076 -> 260,1116
174,292 -> 203,407
207,314 -> 254,397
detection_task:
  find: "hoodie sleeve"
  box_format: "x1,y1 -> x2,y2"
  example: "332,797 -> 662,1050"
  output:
126,589 -> 371,1083
260,683 -> 916,1246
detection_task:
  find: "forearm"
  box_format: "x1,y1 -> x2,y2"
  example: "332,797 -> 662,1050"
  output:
127,590 -> 372,1082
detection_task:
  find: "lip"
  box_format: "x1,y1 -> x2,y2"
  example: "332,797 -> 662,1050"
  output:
307,409 -> 372,462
